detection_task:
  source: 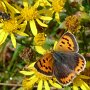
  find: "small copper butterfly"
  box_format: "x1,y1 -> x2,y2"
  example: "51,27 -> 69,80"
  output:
34,32 -> 86,86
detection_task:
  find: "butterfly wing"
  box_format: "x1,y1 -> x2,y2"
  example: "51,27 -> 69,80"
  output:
55,32 -> 79,52
34,53 -> 54,76
53,62 -> 76,86
74,53 -> 86,74
53,52 -> 86,86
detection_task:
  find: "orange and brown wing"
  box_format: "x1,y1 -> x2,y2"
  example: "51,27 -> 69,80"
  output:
34,53 -> 54,76
53,60 -> 76,86
55,32 -> 79,52
74,53 -> 86,74
53,52 -> 86,86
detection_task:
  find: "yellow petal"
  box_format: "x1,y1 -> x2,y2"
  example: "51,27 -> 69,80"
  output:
80,75 -> 90,79
55,12 -> 60,22
0,32 -> 8,45
37,80 -> 43,90
23,0 -> 28,8
72,85 -> 78,90
11,33 -> 16,48
0,31 -> 5,44
29,76 -> 38,88
0,29 -> 3,33
22,75 -> 38,89
1,1 -> 7,13
44,80 -> 50,90
30,76 -> 38,84
28,62 -> 35,69
35,46 -> 46,55
80,79 -> 90,90
15,30 -> 28,36
81,84 -> 88,90
20,71 -> 34,75
0,31 -> 8,45
53,41 -> 57,50
19,21 -> 27,32
39,0 -> 51,6
49,80 -> 62,89
34,1 -> 39,8
4,1 -> 20,13
39,16 -> 52,21
36,19 -> 48,27
0,23 -> 3,27
29,20 -> 37,36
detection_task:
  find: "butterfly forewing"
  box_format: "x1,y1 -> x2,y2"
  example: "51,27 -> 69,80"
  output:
34,53 -> 54,76
52,52 -> 86,86
55,32 -> 79,52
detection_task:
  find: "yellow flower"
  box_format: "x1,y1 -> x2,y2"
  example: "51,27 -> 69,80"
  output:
73,75 -> 90,90
36,0 -> 51,7
49,0 -> 66,22
65,15 -> 81,33
3,0 -> 52,36
0,18 -> 28,48
34,33 -> 46,46
20,62 -> 62,90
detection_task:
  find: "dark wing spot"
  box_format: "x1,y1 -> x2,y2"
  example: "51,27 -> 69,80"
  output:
82,63 -> 84,66
80,66 -> 83,69
62,37 -> 69,41
43,59 -> 45,63
77,69 -> 80,71
69,44 -> 71,47
68,47 -> 72,50
48,66 -> 52,70
81,60 -> 85,63
45,67 -> 48,69
67,42 -> 71,47
66,81 -> 68,83
61,41 -> 65,44
39,60 -> 43,67
60,45 -> 62,47
71,75 -> 74,79
46,58 -> 48,61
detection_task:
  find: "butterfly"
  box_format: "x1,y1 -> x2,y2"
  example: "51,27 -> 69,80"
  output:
34,32 -> 86,86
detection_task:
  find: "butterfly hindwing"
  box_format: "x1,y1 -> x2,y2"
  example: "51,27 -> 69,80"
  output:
55,32 -> 79,52
74,54 -> 86,74
53,58 -> 76,86
34,53 -> 54,76
52,52 -> 86,85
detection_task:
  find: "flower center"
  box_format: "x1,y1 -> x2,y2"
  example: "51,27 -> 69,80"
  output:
34,33 -> 46,46
3,19 -> 18,32
65,15 -> 80,31
21,7 -> 39,21
52,0 -> 65,12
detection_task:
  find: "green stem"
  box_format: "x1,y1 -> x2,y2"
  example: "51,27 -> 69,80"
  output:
7,45 -> 23,72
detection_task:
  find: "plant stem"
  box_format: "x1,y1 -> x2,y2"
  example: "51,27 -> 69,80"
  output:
7,45 -> 23,72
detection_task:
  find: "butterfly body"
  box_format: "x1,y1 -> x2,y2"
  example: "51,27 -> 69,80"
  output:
34,32 -> 86,86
